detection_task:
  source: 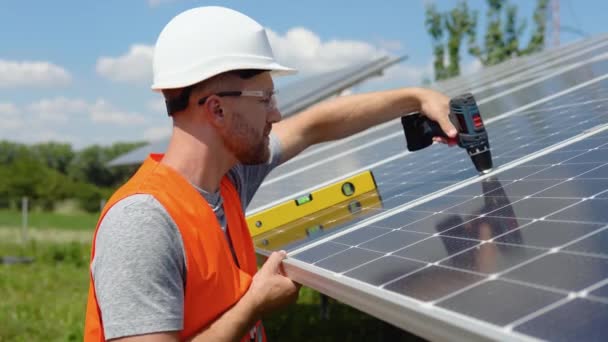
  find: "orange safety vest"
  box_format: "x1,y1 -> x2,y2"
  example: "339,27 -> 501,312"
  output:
84,154 -> 266,341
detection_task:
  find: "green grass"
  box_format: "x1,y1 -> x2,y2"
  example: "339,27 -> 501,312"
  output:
0,240 -> 89,341
0,209 -> 99,231
0,220 -> 425,341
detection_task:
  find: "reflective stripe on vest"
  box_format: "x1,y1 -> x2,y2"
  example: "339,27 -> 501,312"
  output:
84,154 -> 265,341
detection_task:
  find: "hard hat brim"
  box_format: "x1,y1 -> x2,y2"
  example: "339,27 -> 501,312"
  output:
151,60 -> 297,91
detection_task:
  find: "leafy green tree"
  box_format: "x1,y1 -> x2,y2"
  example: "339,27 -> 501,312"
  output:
425,4 -> 448,81
468,0 -> 548,65
0,140 -> 144,212
520,0 -> 549,55
445,1 -> 477,78
0,141 -> 32,164
2,155 -> 70,210
69,141 -> 145,188
30,142 -> 75,175
425,0 -> 549,80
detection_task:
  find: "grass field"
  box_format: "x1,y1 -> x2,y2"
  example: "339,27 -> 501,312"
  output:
0,210 -> 424,341
0,209 -> 98,231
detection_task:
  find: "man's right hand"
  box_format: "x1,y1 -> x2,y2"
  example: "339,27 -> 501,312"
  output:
245,250 -> 300,318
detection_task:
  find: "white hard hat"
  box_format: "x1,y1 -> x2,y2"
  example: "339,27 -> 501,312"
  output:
151,6 -> 297,90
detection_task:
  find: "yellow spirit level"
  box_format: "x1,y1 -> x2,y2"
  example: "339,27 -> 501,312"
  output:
252,189 -> 382,251
246,170 -> 377,237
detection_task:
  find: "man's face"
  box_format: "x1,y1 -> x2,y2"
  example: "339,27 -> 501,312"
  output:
220,72 -> 281,165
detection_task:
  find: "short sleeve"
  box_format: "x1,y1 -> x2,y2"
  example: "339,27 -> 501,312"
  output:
91,194 -> 186,339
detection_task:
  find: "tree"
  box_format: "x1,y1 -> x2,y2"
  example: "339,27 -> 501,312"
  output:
425,0 -> 549,80
0,141 -> 32,164
0,140 -> 145,212
445,2 -> 477,78
425,4 -> 448,81
30,142 -> 75,175
68,141 -> 145,187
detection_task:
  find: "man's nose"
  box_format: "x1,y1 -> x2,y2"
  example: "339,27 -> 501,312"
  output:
268,107 -> 282,123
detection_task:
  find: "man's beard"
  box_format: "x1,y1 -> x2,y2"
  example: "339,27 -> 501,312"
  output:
222,111 -> 270,165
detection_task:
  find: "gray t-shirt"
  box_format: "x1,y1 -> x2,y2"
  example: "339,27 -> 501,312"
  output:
91,134 -> 282,340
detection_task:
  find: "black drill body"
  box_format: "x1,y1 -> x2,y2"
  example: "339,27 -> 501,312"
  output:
401,93 -> 493,174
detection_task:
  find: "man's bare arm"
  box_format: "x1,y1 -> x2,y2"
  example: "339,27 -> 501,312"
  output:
272,87 -> 456,164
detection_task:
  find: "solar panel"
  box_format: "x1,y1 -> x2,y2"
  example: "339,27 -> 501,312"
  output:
280,126 -> 608,341
249,34 -> 608,340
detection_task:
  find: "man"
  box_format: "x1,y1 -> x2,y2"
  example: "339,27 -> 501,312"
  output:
84,6 -> 457,342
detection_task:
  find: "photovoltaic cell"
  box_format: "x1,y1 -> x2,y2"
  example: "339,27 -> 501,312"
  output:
344,256 -> 426,286
590,284 -> 608,299
502,252 -> 608,291
437,280 -> 565,326
392,236 -> 479,263
563,229 -> 608,257
383,266 -> 485,302
515,299 -> 608,341
494,220 -> 604,248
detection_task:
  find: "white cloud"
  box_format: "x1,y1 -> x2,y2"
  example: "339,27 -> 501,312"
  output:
267,27 -> 389,74
1,97 -> 153,146
31,130 -> 77,144
0,102 -> 23,130
89,99 -> 146,125
27,97 -> 88,123
0,59 -> 71,88
0,102 -> 20,116
143,126 -> 172,141
96,45 -> 154,83
4,97 -> 147,129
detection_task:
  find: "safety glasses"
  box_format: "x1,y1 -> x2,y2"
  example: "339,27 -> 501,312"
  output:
198,90 -> 278,111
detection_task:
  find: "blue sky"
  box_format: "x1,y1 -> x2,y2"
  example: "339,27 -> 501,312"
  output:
1,0 -> 604,148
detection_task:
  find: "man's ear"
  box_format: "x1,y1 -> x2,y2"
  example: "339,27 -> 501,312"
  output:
204,97 -> 227,128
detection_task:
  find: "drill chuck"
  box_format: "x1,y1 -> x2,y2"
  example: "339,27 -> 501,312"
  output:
470,150 -> 493,174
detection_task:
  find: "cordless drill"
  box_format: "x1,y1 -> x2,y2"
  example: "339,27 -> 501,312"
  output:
401,93 -> 493,174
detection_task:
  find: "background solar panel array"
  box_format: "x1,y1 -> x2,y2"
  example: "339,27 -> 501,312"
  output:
438,34 -> 608,96
251,35 -> 608,341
